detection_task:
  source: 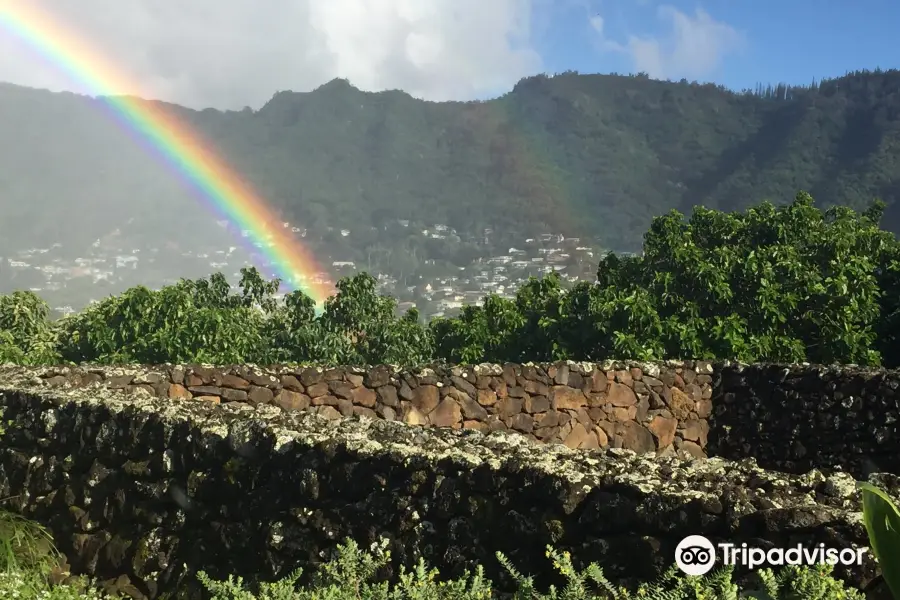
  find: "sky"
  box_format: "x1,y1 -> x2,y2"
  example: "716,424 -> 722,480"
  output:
0,0 -> 896,110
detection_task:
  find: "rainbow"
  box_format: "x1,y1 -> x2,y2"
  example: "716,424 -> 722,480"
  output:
0,3 -> 334,308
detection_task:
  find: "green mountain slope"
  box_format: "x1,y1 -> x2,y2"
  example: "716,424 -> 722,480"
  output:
2,69 -> 900,255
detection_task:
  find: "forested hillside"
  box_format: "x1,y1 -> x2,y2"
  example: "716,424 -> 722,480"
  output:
2,69 -> 900,254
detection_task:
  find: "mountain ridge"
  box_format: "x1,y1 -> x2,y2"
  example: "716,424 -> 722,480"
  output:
2,68 -> 900,258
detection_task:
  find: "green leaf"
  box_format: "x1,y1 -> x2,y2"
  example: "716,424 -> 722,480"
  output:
859,482 -> 900,599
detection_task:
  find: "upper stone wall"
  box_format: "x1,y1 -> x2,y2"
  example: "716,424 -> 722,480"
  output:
0,361 -> 714,459
2,359 -> 900,478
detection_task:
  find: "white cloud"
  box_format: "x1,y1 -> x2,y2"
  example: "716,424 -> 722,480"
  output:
593,4 -> 744,81
0,0 -> 542,109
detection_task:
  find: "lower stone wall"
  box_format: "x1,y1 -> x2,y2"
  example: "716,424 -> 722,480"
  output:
0,384 -> 890,599
0,361 -> 713,458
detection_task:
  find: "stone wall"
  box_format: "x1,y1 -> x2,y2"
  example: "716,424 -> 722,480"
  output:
707,363 -> 900,478
2,360 -> 900,598
0,384 -> 889,600
0,361 -> 713,458
4,360 -> 900,479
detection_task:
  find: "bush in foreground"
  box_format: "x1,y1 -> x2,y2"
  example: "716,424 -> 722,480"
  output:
0,508 -> 866,600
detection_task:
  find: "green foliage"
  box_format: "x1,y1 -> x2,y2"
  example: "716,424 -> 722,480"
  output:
1,193 -> 899,368
859,482 -> 900,599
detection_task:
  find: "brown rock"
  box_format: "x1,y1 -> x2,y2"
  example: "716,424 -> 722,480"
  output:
298,368 -> 324,387
535,426 -> 560,441
534,411 -> 560,429
185,373 -> 203,387
168,383 -> 191,399
429,398 -> 462,428
188,385 -> 220,396
191,367 -> 216,384
566,371 -> 585,390
508,413 -> 534,433
615,369 -> 634,387
648,416 -> 678,448
496,396 -> 524,418
221,374 -> 251,390
352,386 -> 377,408
476,389 -> 498,406
458,395 -> 489,420
274,390 -> 310,412
403,406 -> 428,426
630,367 -> 643,381
336,399 -> 354,416
573,407 -> 593,429
658,370 -> 675,387
315,406 -> 342,420
329,381 -> 354,400
550,386 -> 586,410
411,385 -> 440,414
587,407 -> 608,421
220,388 -> 248,402
501,364 -> 518,386
635,394 -> 650,422
508,385 -> 526,398
525,395 -> 550,413
127,384 -> 156,397
563,422 -> 592,449
642,376 -> 663,389
311,395 -> 340,407
618,421 -> 656,454
463,420 -> 490,433
247,385 -> 274,405
585,391 -> 607,407
590,370 -> 608,392
680,440 -> 705,458
306,382 -> 329,398
281,375 -> 304,392
346,374 -> 364,387
594,425 -> 609,447
399,380 -> 414,401
686,383 -> 703,402
607,382 -> 637,407
352,406 -> 378,418
696,398 -> 713,419
610,405 -> 637,421
106,374 -> 135,388
450,375 -> 476,396
170,367 -> 185,385
376,385 -> 400,407
487,416 -> 507,431
365,366 -> 392,388
553,364 -> 569,385
524,379 -> 549,396
667,387 -> 696,420
682,419 -> 709,445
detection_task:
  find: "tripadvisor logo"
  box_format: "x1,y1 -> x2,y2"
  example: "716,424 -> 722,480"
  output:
674,535 -> 867,576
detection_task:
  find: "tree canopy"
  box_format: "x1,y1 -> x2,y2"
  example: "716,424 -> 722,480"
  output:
2,192 -> 899,367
